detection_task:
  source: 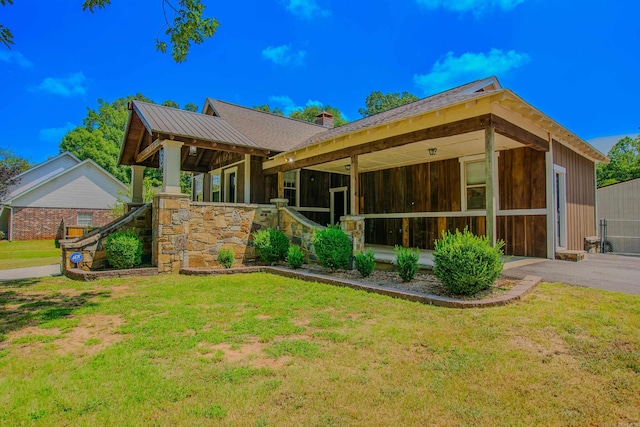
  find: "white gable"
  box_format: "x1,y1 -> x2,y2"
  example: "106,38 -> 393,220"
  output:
5,152 -> 80,200
11,161 -> 128,209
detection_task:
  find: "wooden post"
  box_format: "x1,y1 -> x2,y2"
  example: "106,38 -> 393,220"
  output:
277,172 -> 284,199
203,172 -> 212,202
545,135 -> 555,259
485,124 -> 497,246
402,217 -> 410,248
350,155 -> 359,215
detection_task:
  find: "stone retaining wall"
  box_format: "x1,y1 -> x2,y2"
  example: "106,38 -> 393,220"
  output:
186,202 -> 277,268
60,203 -> 152,272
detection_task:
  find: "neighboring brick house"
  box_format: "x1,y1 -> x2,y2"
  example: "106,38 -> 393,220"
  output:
0,152 -> 129,240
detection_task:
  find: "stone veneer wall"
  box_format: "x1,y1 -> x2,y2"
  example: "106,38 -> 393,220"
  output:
279,206 -> 325,262
153,193 -> 190,273
187,202 -> 277,268
60,203 -> 152,272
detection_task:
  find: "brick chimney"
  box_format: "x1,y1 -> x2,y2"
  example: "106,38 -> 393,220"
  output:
315,111 -> 334,128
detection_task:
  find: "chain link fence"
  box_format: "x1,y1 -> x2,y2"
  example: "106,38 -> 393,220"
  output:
600,219 -> 640,255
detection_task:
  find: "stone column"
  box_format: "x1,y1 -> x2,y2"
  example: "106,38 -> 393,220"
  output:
161,140 -> 184,194
153,193 -> 190,273
340,215 -> 365,254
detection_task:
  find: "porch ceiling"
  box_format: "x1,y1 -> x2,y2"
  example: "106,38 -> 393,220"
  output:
306,131 -> 522,174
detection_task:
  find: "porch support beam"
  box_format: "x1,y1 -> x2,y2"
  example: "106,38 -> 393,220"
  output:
545,136 -> 555,259
136,138 -> 162,164
161,140 -> 184,194
244,154 -> 251,204
203,172 -> 212,202
492,114 -> 549,152
350,155 -> 359,215
485,124 -> 497,246
277,172 -> 284,199
130,165 -> 145,203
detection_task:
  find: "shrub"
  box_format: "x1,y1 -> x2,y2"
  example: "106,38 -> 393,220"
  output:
252,229 -> 289,265
286,245 -> 305,269
218,247 -> 235,269
394,245 -> 420,282
433,228 -> 505,296
354,249 -> 375,277
313,225 -> 351,271
105,231 -> 142,269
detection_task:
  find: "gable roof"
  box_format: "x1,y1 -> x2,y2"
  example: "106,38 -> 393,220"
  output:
4,152 -> 81,201
292,77 -> 502,150
5,157 -> 128,205
204,99 -> 328,152
132,100 -> 259,149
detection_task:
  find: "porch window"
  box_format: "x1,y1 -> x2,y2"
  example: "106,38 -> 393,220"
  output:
211,173 -> 221,202
77,213 -> 93,227
465,160 -> 486,210
283,170 -> 298,207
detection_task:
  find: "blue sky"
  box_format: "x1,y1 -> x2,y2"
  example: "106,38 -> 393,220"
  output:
1,0 -> 639,163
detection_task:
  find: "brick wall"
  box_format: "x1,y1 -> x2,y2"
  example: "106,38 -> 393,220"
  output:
11,207 -> 116,241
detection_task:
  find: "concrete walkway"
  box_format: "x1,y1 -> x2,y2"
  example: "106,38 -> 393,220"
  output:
0,264 -> 61,282
503,253 -> 640,295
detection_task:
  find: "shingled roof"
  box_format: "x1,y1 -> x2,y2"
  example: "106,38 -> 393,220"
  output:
204,99 -> 328,152
132,100 -> 259,148
291,77 -> 502,150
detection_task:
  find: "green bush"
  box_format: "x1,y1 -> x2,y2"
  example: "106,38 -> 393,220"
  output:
218,247 -> 235,269
252,228 -> 289,265
313,225 -> 351,271
105,231 -> 142,269
433,228 -> 505,296
354,249 -> 375,277
394,245 -> 420,282
286,245 -> 305,269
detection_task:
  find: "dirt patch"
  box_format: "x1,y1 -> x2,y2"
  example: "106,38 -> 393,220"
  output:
6,314 -> 125,357
109,285 -> 133,298
510,328 -> 570,362
199,341 -> 292,368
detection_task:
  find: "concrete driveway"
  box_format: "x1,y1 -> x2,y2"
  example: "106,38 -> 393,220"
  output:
0,264 -> 61,282
504,253 -> 640,295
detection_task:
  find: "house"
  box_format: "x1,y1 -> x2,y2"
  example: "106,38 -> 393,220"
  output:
0,152 -> 129,240
113,76 -> 608,273
597,178 -> 640,254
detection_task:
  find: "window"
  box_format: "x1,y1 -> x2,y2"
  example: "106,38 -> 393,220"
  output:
211,173 -> 221,202
283,170 -> 298,207
77,213 -> 93,227
465,160 -> 486,210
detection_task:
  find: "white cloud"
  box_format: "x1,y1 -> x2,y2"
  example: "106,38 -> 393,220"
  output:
39,122 -> 76,143
0,51 -> 34,69
282,0 -> 330,19
414,49 -> 530,95
416,0 -> 525,15
262,45 -> 306,67
269,96 -> 324,116
29,72 -> 88,97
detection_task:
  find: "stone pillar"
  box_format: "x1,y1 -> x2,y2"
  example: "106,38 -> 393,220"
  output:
161,140 -> 184,194
153,193 -> 190,273
340,215 -> 365,254
271,198 -> 289,230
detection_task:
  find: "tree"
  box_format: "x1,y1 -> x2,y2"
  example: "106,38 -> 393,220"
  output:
253,104 -> 284,116
0,148 -> 30,199
2,0 -> 219,62
358,91 -> 419,117
597,136 -> 640,187
184,103 -> 199,112
290,104 -> 348,127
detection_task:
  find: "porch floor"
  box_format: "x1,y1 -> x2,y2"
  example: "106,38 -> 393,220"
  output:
366,244 -> 545,271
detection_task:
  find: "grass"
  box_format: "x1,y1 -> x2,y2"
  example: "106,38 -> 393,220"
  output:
0,240 -> 60,270
0,273 -> 639,426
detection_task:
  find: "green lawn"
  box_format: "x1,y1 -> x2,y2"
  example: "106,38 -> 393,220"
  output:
0,273 -> 638,426
0,240 -> 60,270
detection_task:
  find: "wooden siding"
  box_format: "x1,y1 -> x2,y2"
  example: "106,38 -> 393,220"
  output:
299,170 -> 349,208
366,216 -> 485,249
553,140 -> 596,250
250,156 -> 265,204
498,147 -> 546,210
359,158 -> 461,214
264,174 -> 278,204
497,215 -> 547,258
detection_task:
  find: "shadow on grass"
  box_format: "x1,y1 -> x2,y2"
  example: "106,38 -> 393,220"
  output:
0,281 -> 110,341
